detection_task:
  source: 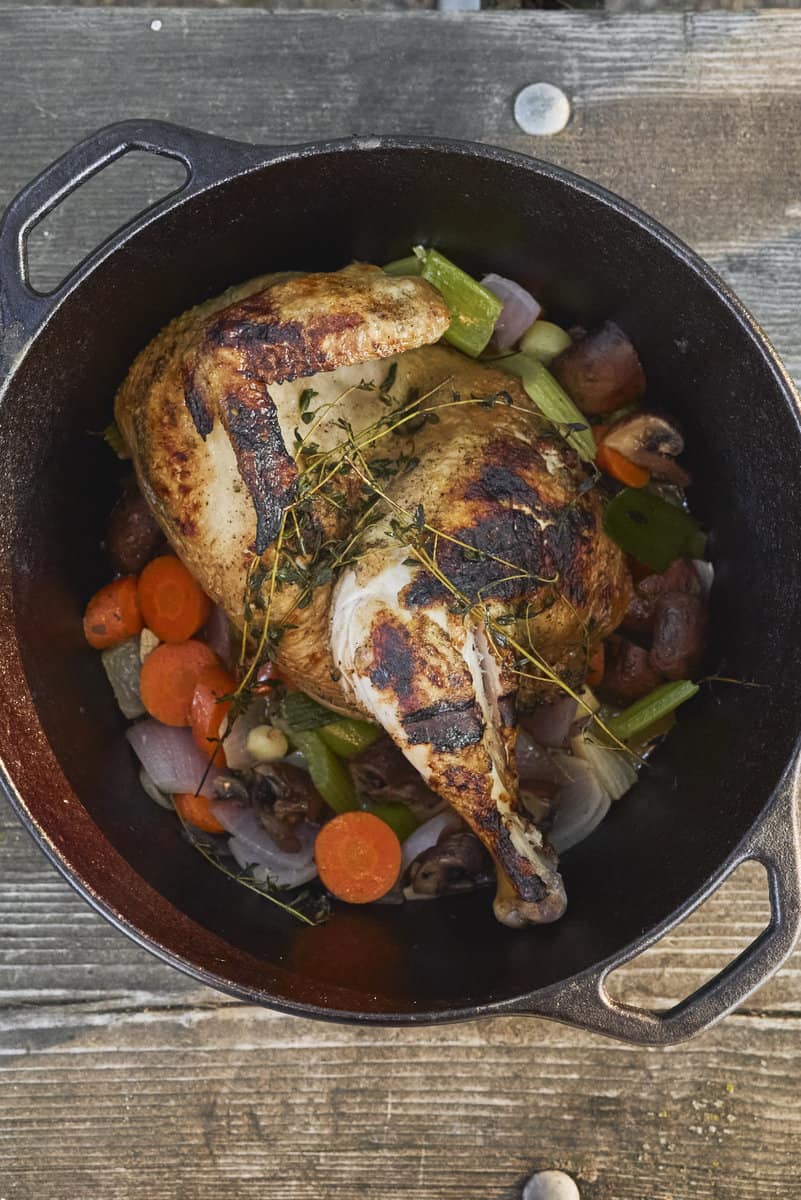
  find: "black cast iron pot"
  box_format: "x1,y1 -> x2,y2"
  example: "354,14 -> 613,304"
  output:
1,120 -> 800,1043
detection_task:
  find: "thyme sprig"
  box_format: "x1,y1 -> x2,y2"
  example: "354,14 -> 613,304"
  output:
231,369 -> 614,746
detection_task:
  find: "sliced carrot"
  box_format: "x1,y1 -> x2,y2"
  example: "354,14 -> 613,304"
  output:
174,792 -> 226,834
314,811 -> 402,904
190,664 -> 236,767
139,640 -> 219,727
586,643 -> 605,688
137,555 -> 212,644
596,443 -> 650,489
83,575 -> 142,649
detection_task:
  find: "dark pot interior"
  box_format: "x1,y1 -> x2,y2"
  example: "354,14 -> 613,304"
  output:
3,141 -> 801,1020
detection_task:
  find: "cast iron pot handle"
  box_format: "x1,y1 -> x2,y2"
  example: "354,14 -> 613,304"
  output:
515,775 -> 801,1044
0,119 -> 258,342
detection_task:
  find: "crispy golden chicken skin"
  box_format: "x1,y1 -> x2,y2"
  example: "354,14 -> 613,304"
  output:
116,264 -> 630,926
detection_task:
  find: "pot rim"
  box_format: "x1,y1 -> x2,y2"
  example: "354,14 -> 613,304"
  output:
2,124 -> 801,1039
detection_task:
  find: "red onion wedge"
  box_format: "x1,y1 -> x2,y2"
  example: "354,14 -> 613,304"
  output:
228,836 -> 318,888
213,801 -> 318,887
519,696 -> 577,748
481,273 -> 541,350
127,720 -> 230,800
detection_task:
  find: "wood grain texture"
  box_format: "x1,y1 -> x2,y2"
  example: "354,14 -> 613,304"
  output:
3,10 -> 801,375
2,9 -> 801,1198
2,999 -> 801,1200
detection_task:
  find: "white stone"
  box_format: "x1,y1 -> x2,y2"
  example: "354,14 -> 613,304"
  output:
522,1169 -> 581,1200
514,83 -> 571,136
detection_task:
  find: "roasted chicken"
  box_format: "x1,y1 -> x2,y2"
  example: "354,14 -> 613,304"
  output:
116,264 -> 630,926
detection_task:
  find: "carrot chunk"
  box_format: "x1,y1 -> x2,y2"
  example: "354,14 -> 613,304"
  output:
314,811 -> 402,904
137,555 -> 212,643
174,792 -> 226,834
83,576 -> 142,649
596,443 -> 650,489
139,640 -> 219,727
190,665 -> 236,766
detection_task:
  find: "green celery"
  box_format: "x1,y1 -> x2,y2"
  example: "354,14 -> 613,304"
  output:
499,352 -> 596,462
285,729 -> 358,813
413,246 -> 502,358
280,690 -> 340,732
318,718 -> 381,759
605,681 -> 699,744
604,488 -> 704,573
383,255 -> 422,277
366,802 -> 420,842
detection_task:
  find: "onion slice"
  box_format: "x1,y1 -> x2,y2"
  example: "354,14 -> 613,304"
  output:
516,730 -> 564,786
481,273 -> 541,350
126,720 -> 230,799
547,751 -> 610,853
212,800 -> 316,869
401,809 -> 461,871
227,835 -> 319,888
520,696 -> 577,748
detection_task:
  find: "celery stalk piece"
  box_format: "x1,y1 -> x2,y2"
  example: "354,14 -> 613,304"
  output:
366,802 -> 421,842
285,729 -> 358,813
383,255 -> 422,277
604,680 -> 699,744
499,352 -> 596,462
318,719 -> 381,759
413,246 -> 502,357
280,690 -> 340,731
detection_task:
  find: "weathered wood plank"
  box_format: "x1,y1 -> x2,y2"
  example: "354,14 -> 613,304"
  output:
1,10 -> 801,375
1,1002 -> 799,1200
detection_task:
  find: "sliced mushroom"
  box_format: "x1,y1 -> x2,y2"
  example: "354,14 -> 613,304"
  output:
550,320 -> 646,415
405,829 -> 493,897
251,763 -> 324,850
601,411 -> 691,486
601,634 -> 664,703
649,592 -> 707,680
349,735 -> 446,820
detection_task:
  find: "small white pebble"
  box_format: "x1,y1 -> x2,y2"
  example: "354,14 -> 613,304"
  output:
523,1170 -> 580,1200
139,627 -> 160,663
514,83 -> 571,137
246,724 -> 289,762
150,18 -> 162,31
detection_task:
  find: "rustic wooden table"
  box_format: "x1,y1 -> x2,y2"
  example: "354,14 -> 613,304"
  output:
2,8 -> 801,1198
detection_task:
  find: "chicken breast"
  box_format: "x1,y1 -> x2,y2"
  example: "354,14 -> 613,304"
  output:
116,264 -> 631,926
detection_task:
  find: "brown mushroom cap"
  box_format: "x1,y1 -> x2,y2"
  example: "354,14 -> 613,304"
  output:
601,412 -> 691,486
406,829 -> 493,897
